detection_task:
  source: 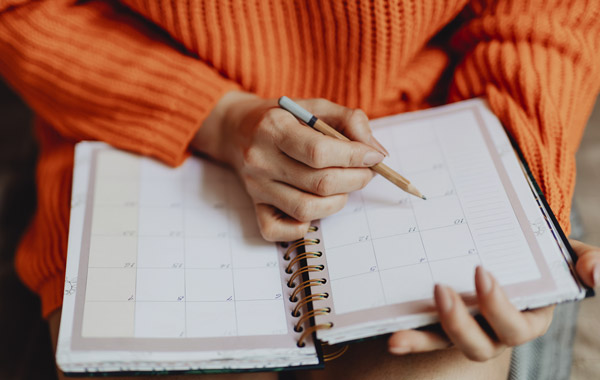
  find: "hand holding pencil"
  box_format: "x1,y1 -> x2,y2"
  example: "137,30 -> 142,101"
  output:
278,96 -> 425,200
193,92 -> 399,241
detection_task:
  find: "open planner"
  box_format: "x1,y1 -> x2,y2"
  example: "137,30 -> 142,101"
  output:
57,99 -> 592,374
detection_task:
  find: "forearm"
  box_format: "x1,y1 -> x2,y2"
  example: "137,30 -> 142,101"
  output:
0,0 -> 239,166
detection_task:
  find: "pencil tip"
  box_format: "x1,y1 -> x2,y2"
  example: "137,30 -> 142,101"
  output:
421,195 -> 427,200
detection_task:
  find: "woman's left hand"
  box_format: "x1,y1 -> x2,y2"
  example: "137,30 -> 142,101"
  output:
388,239 -> 600,361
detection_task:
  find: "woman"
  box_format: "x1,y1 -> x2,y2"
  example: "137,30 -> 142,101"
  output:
1,0 -> 599,378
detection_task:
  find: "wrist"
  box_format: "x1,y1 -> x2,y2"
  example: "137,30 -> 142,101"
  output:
190,90 -> 265,164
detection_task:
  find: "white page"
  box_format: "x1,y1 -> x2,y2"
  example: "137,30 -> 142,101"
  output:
320,107 -> 539,315
308,99 -> 586,343
82,150 -> 288,338
57,143 -> 319,373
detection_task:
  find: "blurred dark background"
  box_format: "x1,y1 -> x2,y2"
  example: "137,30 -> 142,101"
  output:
0,79 -> 57,380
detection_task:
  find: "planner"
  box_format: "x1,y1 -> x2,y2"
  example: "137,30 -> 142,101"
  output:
57,98 -> 591,375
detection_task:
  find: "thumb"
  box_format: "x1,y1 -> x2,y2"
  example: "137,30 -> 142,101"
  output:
299,98 -> 389,156
570,239 -> 600,288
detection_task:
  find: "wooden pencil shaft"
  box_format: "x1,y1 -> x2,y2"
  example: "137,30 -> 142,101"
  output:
313,119 -> 349,141
313,119 -> 412,187
372,162 -> 408,186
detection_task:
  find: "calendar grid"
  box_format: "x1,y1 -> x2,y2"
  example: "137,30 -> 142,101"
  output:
77,152 -> 290,341
358,190 -> 388,304
429,119 -> 483,270
320,108 -> 543,316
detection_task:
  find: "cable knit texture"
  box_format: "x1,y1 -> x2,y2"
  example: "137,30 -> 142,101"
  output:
0,0 -> 599,318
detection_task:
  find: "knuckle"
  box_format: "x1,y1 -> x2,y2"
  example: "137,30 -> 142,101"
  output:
259,109 -> 286,133
349,144 -> 367,167
262,108 -> 281,123
348,109 -> 369,131
241,147 -> 265,172
292,198 -> 314,222
308,141 -> 328,168
259,222 -> 278,242
305,98 -> 335,115
314,172 -> 335,196
242,146 -> 257,166
350,108 -> 368,122
313,98 -> 331,111
340,144 -> 358,167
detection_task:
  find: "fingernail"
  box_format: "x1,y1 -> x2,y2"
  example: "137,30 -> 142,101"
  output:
434,284 -> 453,314
363,151 -> 384,166
593,265 -> 600,287
389,346 -> 411,355
369,136 -> 390,156
477,266 -> 493,295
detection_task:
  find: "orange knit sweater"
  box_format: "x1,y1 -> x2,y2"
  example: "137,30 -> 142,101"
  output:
1,0 -> 599,318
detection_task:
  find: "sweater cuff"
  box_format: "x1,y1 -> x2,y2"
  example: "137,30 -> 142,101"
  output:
140,79 -> 241,167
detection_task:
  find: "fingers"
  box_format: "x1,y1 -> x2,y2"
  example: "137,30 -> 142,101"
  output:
275,115 -> 384,168
388,328 -> 451,355
233,98 -> 391,242
299,98 -> 389,155
240,138 -> 375,195
390,268 -> 557,362
246,178 -> 348,223
275,155 -> 374,196
254,204 -> 310,242
434,284 -> 506,361
474,267 -> 553,346
570,239 -> 600,288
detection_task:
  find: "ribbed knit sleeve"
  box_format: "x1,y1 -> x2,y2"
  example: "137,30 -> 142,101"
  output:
449,0 -> 600,232
0,0 -> 239,166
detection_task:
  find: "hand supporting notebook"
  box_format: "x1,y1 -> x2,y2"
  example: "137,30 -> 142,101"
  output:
388,239 -> 600,361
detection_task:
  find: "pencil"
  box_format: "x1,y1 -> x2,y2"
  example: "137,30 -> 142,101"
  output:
278,96 -> 426,200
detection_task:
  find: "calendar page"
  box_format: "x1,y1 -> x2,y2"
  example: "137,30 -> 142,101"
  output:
305,99 -> 587,344
56,143 -> 320,374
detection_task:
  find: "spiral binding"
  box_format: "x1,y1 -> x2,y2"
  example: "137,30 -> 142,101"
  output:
292,293 -> 329,317
284,225 -> 345,361
283,238 -> 320,260
285,251 -> 322,274
322,343 -> 349,361
287,265 -> 324,287
289,278 -> 326,302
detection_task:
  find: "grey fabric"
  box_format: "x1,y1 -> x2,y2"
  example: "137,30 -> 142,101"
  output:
508,208 -> 584,380
509,302 -> 579,380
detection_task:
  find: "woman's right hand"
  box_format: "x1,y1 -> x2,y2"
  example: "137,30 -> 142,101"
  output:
191,91 -> 388,241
